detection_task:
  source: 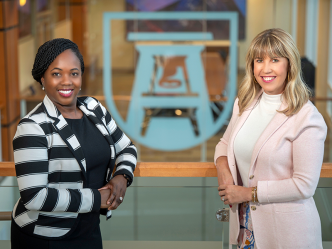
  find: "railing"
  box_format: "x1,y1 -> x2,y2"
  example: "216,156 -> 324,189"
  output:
1,162 -> 332,177
0,162 -> 332,249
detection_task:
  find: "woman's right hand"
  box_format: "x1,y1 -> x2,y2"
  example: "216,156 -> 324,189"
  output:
99,189 -> 111,209
216,156 -> 234,186
216,156 -> 234,207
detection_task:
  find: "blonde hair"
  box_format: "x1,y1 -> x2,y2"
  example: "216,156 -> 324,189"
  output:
238,28 -> 311,116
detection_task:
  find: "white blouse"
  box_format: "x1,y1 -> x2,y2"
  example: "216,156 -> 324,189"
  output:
234,92 -> 282,187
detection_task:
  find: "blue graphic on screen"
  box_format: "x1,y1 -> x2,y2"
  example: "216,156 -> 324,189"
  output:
103,12 -> 238,151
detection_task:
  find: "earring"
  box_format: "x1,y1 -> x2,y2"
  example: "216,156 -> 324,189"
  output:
287,74 -> 290,82
42,85 -> 45,90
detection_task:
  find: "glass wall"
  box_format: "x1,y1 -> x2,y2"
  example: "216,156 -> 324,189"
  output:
1,0 -> 332,248
13,0 -> 332,163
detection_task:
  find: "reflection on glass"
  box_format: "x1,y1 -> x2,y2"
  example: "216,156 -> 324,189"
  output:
18,0 -> 32,38
125,0 -> 246,40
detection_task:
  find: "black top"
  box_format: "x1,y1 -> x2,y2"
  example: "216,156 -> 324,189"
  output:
65,113 -> 111,239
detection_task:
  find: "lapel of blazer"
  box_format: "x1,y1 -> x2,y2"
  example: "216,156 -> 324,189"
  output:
42,95 -> 87,181
78,97 -> 116,182
249,99 -> 289,173
77,97 -> 116,164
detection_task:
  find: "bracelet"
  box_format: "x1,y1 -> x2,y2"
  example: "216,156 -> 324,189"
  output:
251,186 -> 258,203
255,186 -> 258,203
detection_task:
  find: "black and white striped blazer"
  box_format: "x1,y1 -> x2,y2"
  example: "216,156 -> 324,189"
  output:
12,95 -> 137,239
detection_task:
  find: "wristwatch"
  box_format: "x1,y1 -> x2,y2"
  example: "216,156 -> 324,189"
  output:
123,174 -> 131,187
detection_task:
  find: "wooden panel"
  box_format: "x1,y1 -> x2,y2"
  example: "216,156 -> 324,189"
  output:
57,4 -> 66,22
8,121 -> 18,161
0,1 -> 19,161
321,164 -> 332,178
0,30 -> 7,161
0,162 -> 15,176
71,4 -> 87,60
0,4 -> 3,29
1,127 -> 9,161
2,162 -> 332,178
0,32 -> 7,124
0,212 -> 11,221
2,1 -> 18,28
1,123 -> 17,161
296,0 -> 306,57
135,162 -> 217,177
5,28 -> 20,123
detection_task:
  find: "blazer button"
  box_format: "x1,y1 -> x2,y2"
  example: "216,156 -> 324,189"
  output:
249,175 -> 254,179
251,206 -> 256,211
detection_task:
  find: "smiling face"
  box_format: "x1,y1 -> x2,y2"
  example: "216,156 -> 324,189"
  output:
253,56 -> 289,95
41,49 -> 82,110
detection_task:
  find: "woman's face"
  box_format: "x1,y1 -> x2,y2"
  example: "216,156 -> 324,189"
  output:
253,55 -> 289,95
41,49 -> 82,109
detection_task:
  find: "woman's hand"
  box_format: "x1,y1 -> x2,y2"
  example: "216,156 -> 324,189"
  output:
216,156 -> 234,186
99,189 -> 111,209
98,175 -> 128,210
218,185 -> 252,205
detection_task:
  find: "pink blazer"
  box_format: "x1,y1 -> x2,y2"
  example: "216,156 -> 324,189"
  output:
214,91 -> 327,248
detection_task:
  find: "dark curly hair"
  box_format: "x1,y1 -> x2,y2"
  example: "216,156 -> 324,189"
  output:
32,38 -> 84,85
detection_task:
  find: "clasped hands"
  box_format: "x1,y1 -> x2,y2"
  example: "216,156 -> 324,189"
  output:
218,184 -> 252,205
98,175 -> 128,210
216,157 -> 251,205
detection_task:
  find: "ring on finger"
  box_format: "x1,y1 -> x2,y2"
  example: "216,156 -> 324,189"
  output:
221,196 -> 224,201
119,196 -> 123,202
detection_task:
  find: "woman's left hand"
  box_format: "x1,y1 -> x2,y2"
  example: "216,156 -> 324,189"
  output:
218,185 -> 252,205
98,175 -> 128,210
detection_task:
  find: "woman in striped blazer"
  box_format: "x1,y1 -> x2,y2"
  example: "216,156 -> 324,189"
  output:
11,38 -> 137,249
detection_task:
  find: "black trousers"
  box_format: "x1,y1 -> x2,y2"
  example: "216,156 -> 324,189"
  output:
11,218 -> 103,249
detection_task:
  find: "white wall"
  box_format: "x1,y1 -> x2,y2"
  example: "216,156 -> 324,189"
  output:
238,0 -> 292,69
18,35 -> 35,92
87,0 -> 135,70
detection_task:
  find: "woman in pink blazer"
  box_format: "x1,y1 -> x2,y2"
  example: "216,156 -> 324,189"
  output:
214,28 -> 327,249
